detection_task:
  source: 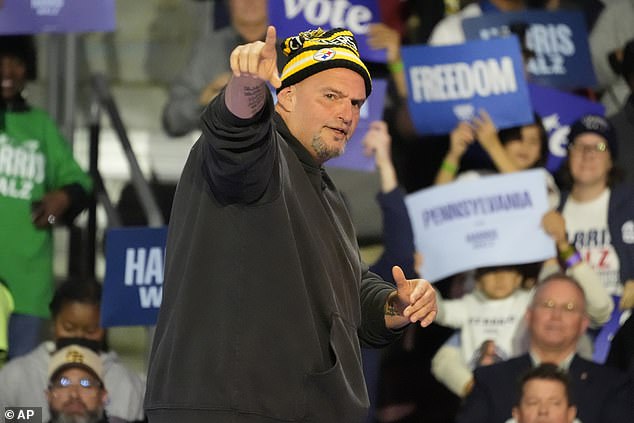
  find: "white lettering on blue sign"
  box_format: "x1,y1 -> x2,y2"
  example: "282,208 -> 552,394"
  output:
409,57 -> 517,103
526,24 -> 573,76
283,0 -> 372,34
139,286 -> 163,308
124,247 -> 164,286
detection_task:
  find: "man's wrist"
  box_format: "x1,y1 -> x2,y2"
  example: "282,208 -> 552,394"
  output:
384,291 -> 404,316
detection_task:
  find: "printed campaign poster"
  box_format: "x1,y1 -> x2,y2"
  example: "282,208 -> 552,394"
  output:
529,83 -> 605,173
325,78 -> 387,172
402,37 -> 533,135
101,226 -> 167,327
462,10 -> 596,89
0,0 -> 115,34
405,169 -> 555,282
268,0 -> 386,63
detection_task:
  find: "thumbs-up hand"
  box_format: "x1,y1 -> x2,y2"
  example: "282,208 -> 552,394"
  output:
385,266 -> 437,329
229,25 -> 281,88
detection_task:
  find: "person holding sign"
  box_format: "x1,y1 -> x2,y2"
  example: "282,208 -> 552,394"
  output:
559,115 -> 634,310
431,243 -> 612,398
144,26 -> 437,423
434,109 -> 560,207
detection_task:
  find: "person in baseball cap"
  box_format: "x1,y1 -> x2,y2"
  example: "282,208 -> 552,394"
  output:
46,344 -> 109,423
567,114 -> 618,159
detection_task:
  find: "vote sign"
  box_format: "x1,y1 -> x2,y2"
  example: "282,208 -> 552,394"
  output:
268,0 -> 386,63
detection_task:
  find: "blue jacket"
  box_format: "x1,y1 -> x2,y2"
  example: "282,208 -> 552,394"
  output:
560,183 -> 634,284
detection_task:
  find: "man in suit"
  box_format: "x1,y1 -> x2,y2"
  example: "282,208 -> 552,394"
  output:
456,273 -> 631,423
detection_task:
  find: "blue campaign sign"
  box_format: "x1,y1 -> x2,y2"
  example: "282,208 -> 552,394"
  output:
268,0 -> 386,63
0,0 -> 115,34
402,37 -> 533,135
101,226 -> 167,327
528,83 -> 604,172
326,78 -> 387,172
462,10 -> 596,89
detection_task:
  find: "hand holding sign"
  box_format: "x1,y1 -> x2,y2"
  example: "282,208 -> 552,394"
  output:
448,121 -> 476,161
366,23 -> 401,63
471,109 -> 499,153
229,25 -> 281,88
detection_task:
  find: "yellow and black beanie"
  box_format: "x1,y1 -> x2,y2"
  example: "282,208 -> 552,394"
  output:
278,28 -> 372,97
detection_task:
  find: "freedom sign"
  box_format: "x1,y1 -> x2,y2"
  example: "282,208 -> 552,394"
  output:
325,78 -> 387,172
101,226 -> 167,327
402,37 -> 533,135
528,83 -> 605,173
405,169 -> 555,282
268,0 -> 386,63
462,10 -> 596,89
0,0 -> 115,34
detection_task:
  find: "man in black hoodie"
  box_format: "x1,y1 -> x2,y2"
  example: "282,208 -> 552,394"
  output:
145,25 -> 437,423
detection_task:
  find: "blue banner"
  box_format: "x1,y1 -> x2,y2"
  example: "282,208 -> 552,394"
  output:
402,37 -> 532,135
268,0 -> 386,63
0,0 -> 115,34
462,10 -> 596,89
528,83 -> 604,172
101,227 -> 167,327
325,78 -> 387,172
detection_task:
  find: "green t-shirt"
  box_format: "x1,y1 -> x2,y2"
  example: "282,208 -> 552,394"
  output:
0,107 -> 92,317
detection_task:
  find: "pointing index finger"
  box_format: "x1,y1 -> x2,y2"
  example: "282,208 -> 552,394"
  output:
263,26 -> 277,56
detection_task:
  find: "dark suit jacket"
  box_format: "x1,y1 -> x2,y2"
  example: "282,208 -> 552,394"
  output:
606,313 -> 634,373
455,353 -> 632,423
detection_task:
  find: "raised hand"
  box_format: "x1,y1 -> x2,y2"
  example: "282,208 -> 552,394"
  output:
366,23 -> 401,64
229,25 -> 281,88
448,121 -> 475,161
472,109 -> 499,152
362,121 -> 392,169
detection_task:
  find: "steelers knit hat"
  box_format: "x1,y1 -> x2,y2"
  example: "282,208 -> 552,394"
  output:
278,28 -> 372,96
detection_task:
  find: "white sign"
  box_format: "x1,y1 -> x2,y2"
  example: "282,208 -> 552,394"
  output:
405,169 -> 556,282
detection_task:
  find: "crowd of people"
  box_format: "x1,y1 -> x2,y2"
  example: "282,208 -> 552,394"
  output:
1,1 -> 633,422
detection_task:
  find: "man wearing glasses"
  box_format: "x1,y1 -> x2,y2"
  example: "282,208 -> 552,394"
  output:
46,344 -> 109,423
455,274 -> 632,423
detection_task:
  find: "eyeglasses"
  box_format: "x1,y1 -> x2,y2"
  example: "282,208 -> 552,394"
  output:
536,299 -> 583,314
568,142 -> 608,155
49,375 -> 102,394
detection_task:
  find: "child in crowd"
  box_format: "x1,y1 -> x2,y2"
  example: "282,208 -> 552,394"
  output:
435,110 -> 560,208
431,211 -> 614,398
432,265 -> 532,396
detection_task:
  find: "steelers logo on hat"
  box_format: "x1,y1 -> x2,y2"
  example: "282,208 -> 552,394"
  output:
278,27 -> 372,97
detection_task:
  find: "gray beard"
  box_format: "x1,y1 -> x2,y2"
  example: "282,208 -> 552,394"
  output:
50,408 -> 104,423
311,134 -> 346,163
